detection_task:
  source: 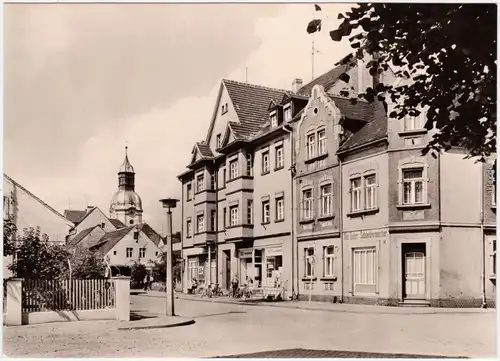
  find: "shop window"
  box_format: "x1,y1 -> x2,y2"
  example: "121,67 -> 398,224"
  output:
304,247 -> 315,277
353,247 -> 377,293
188,259 -> 199,282
323,246 -> 335,277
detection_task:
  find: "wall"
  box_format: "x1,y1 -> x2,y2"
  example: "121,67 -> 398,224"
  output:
208,83 -> 238,153
75,208 -> 116,235
440,151 -> 482,224
3,176 -> 73,244
106,229 -> 162,268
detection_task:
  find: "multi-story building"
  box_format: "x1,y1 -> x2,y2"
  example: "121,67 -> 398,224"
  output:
178,57 -> 496,307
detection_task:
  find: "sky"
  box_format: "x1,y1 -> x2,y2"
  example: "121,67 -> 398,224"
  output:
3,3 -> 353,235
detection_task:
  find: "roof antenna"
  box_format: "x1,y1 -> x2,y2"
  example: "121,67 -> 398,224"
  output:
245,67 -> 248,83
311,5 -> 323,80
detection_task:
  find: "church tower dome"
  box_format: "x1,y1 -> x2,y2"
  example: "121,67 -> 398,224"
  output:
109,147 -> 143,225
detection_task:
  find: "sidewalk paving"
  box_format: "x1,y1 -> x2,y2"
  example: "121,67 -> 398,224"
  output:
119,312 -> 194,330
140,290 -> 495,315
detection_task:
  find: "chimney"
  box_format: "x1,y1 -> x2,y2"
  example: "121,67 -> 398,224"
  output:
292,78 -> 303,93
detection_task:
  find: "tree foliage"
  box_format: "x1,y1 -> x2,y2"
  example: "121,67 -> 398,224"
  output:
130,262 -> 148,288
8,227 -> 70,280
307,4 -> 496,162
3,218 -> 17,257
69,247 -> 107,279
152,251 -> 182,284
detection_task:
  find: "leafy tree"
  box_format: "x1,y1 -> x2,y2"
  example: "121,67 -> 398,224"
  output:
307,4 -> 496,163
3,218 -> 17,257
68,247 -> 107,279
130,262 -> 148,288
9,227 -> 70,279
152,251 -> 182,284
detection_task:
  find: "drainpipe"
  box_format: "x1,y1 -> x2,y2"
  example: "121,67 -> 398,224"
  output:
283,124 -> 296,299
339,157 -> 344,303
214,159 -> 219,285
181,177 -> 184,292
480,162 -> 487,309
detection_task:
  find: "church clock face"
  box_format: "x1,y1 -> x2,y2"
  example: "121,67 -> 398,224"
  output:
128,208 -> 136,217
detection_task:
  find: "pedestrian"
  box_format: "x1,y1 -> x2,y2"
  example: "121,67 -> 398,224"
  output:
147,273 -> 152,290
231,274 -> 239,298
143,274 -> 148,291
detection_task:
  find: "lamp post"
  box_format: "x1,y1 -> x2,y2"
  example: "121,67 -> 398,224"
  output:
159,198 -> 178,317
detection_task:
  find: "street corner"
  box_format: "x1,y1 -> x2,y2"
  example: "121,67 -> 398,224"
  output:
117,314 -> 195,331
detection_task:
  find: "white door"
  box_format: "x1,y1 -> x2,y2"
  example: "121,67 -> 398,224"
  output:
404,252 -> 426,299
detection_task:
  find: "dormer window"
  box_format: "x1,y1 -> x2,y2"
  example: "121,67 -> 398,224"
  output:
221,103 -> 228,115
270,111 -> 278,128
283,104 -> 292,122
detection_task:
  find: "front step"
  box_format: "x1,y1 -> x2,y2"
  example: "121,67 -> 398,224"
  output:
398,300 -> 431,307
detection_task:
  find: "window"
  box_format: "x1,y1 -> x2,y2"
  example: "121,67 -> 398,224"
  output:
223,207 -> 227,229
492,240 -> 497,276
216,134 -> 222,148
113,250 -> 117,256
320,184 -> 333,216
210,210 -> 216,231
247,200 -> 253,224
404,137 -> 423,147
403,111 -> 425,131
246,153 -> 253,176
262,151 -> 270,174
364,174 -> 377,210
155,251 -> 159,256
350,178 -> 362,212
403,168 -> 424,205
222,168 -> 226,186
101,223 -> 105,229
126,248 -> 133,258
275,197 -> 284,221
229,159 -> 238,180
130,220 -> 134,225
188,259 -> 199,283
307,133 -> 316,159
353,248 -> 377,288
317,129 -> 326,156
186,219 -> 192,237
304,248 -> 315,277
283,105 -> 292,122
324,246 -> 335,277
302,189 -> 313,220
133,230 -> 139,240
221,103 -> 228,115
197,214 -> 205,233
275,145 -> 284,170
210,171 -> 216,190
230,205 -> 238,226
139,248 -> 146,258
262,200 -> 270,223
270,113 -> 278,127
197,174 -> 205,193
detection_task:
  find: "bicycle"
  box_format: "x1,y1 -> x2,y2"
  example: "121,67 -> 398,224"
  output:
212,283 -> 224,297
200,284 -> 213,298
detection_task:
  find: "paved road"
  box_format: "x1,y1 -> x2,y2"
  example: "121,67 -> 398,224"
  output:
3,295 -> 496,358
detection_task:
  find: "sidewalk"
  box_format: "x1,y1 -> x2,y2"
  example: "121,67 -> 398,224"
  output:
139,290 -> 495,315
118,312 -> 194,330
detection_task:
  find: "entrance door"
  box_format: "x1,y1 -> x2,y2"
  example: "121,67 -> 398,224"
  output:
402,243 -> 426,299
223,250 -> 231,290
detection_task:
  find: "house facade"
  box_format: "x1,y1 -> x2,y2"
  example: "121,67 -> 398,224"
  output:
177,56 -> 496,307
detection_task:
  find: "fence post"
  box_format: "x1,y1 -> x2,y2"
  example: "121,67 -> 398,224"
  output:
113,276 -> 130,321
5,278 -> 23,326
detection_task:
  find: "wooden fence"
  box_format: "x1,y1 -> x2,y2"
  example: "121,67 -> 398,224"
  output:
22,279 -> 116,312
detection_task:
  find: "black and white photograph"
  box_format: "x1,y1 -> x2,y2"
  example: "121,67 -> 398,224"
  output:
1,1 -> 497,358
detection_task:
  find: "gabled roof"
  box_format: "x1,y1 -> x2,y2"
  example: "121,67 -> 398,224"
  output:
64,209 -> 87,224
140,223 -> 163,247
222,79 -> 288,140
3,174 -> 74,227
190,141 -> 214,165
297,61 -> 352,97
281,91 -> 309,104
109,218 -> 126,229
67,225 -> 99,248
334,97 -> 388,153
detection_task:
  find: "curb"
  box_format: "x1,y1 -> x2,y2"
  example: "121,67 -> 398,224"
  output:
136,293 -> 495,316
118,318 -> 195,331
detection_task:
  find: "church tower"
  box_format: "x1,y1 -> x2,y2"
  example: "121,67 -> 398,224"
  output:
109,147 -> 143,225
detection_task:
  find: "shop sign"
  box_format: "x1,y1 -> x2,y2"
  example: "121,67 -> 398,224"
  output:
239,248 -> 253,258
344,229 -> 388,241
266,246 -> 282,257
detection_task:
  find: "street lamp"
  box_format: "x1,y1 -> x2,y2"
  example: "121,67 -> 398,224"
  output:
159,198 -> 178,317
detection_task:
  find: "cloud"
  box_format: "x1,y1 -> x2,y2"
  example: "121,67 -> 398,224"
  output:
4,4 -> 355,234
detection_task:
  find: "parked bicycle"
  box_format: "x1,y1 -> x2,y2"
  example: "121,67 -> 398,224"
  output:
200,284 -> 213,298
